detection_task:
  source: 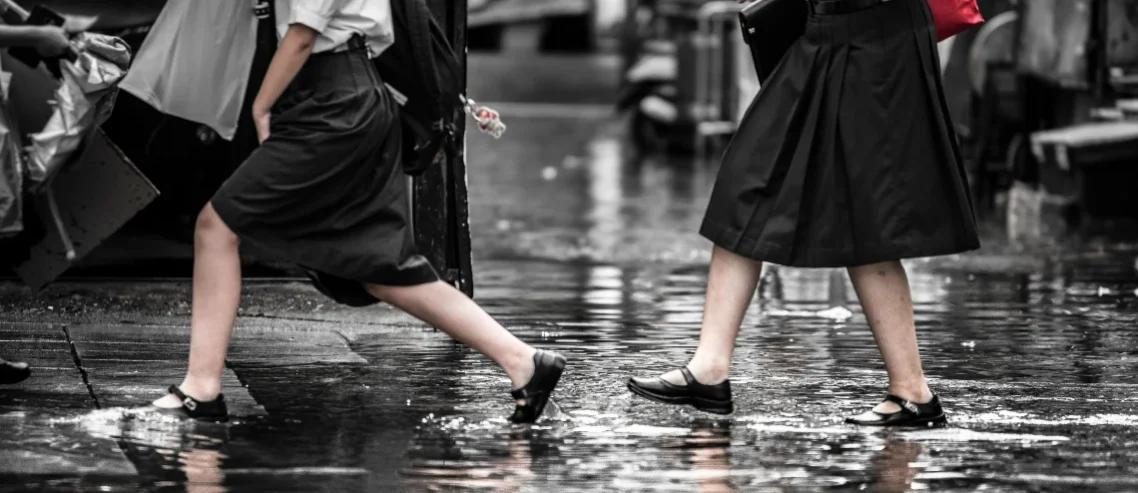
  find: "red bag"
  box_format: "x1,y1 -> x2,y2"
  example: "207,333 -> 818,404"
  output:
927,0 -> 984,41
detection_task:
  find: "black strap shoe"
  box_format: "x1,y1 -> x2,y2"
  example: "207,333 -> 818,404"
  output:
509,350 -> 567,424
0,358 -> 31,385
151,385 -> 230,423
845,394 -> 947,427
627,368 -> 734,415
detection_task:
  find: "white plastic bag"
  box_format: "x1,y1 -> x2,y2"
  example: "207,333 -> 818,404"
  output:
25,33 -> 131,189
119,0 -> 257,141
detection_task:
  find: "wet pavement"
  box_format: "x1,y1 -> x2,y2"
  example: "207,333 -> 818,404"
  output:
3,57 -> 1138,492
3,251 -> 1138,492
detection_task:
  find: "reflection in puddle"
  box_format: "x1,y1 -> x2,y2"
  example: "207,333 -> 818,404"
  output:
53,407 -> 228,449
55,408 -> 232,492
585,137 -> 625,261
182,448 -> 226,493
402,429 -> 535,492
898,429 -> 1069,443
669,423 -> 735,493
868,440 -> 924,493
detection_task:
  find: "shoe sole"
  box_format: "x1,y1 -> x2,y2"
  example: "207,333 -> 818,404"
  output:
149,405 -> 230,423
846,414 -> 948,428
626,381 -> 734,415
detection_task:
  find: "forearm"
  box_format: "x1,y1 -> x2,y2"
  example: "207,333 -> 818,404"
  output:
252,24 -> 318,116
0,25 -> 46,48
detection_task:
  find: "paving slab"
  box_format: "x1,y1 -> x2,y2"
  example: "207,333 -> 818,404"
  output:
0,323 -> 135,477
0,280 -> 426,333
64,324 -> 264,418
0,322 -> 76,369
0,322 -> 91,411
61,322 -> 370,418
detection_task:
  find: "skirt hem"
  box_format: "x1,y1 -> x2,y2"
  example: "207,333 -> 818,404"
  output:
700,218 -> 980,268
210,197 -> 440,289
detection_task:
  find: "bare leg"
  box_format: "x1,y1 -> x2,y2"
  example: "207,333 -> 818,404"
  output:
847,261 -> 933,413
660,245 -> 763,385
153,204 -> 241,407
366,282 -> 537,395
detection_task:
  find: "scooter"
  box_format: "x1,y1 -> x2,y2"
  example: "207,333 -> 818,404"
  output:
617,0 -> 700,154
616,38 -> 686,153
617,0 -> 742,155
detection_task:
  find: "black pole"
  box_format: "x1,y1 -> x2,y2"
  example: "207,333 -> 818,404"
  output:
415,0 -> 475,297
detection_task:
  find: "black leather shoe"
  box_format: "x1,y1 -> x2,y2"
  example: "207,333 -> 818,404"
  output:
0,359 -> 31,385
627,368 -> 734,415
845,394 -> 947,427
150,385 -> 229,423
509,350 -> 567,424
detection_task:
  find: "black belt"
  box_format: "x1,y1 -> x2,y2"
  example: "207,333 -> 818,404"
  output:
329,34 -> 373,58
808,0 -> 891,15
346,34 -> 367,51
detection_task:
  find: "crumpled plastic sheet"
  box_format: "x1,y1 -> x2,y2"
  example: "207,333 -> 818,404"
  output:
25,32 -> 131,190
0,70 -> 22,238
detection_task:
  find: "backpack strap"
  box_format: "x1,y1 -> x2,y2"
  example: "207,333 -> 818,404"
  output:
396,0 -> 448,128
252,0 -> 271,18
252,0 -> 277,43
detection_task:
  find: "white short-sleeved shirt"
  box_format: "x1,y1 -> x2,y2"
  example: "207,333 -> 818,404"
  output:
275,0 -> 394,56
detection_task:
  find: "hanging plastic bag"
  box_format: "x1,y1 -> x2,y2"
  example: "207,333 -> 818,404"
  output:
25,32 -> 131,191
19,32 -> 132,260
119,0 -> 258,141
0,68 -> 22,238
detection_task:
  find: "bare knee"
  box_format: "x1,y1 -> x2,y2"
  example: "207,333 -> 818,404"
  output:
364,283 -> 402,302
195,204 -> 239,248
849,260 -> 903,277
365,282 -> 439,304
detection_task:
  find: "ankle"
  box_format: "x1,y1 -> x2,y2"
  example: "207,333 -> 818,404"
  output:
179,376 -> 222,401
887,379 -> 932,403
686,355 -> 730,385
505,346 -> 537,388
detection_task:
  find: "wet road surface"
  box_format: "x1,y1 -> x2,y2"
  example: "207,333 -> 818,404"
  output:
3,252 -> 1138,492
3,59 -> 1138,491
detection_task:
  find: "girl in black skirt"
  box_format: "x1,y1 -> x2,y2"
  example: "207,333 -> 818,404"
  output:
628,0 -> 979,426
150,1 -> 566,423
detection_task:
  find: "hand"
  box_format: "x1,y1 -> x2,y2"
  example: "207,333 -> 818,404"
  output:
253,109 -> 271,144
33,26 -> 70,58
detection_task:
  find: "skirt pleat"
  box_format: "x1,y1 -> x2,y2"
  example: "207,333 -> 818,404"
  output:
700,0 -> 980,268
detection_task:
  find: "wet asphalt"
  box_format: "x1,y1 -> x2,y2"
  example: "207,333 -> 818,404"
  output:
2,53 -> 1138,492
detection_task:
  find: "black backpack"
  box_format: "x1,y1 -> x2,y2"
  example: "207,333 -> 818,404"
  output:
374,0 -> 464,176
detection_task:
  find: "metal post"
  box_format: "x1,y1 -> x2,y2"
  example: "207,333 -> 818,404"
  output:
415,0 -> 475,297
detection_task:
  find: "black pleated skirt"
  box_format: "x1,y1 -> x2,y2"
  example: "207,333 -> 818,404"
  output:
211,46 -> 439,291
700,0 -> 980,268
